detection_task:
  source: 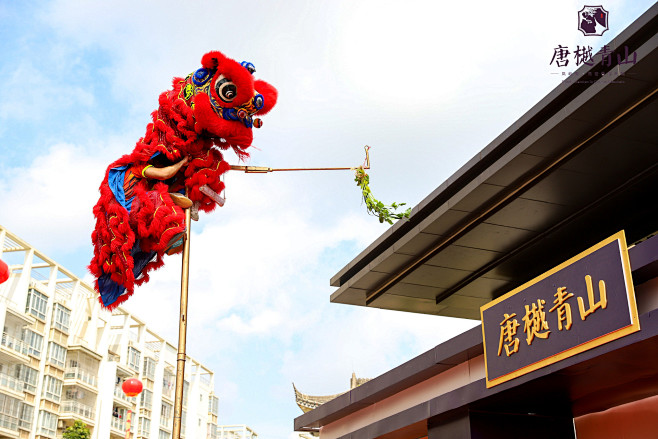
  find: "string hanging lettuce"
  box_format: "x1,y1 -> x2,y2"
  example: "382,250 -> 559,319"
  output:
354,165 -> 411,225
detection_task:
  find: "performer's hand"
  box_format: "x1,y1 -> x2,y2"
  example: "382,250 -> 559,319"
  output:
171,156 -> 189,173
144,156 -> 189,180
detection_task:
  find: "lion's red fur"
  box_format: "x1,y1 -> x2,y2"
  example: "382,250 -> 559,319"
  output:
90,50 -> 277,309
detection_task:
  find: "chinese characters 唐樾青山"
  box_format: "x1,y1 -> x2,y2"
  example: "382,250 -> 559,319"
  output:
497,275 -> 608,357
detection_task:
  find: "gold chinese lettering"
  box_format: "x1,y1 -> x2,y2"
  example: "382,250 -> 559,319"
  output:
549,287 -> 575,330
522,299 -> 550,345
498,313 -> 520,357
578,275 -> 607,320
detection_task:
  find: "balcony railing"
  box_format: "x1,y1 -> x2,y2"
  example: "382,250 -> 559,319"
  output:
61,401 -> 95,420
0,371 -> 24,394
111,416 -> 133,433
0,333 -> 27,356
64,367 -> 98,388
39,426 -> 56,438
114,386 -> 134,403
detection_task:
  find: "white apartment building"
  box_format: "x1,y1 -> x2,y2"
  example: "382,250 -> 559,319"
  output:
217,425 -> 258,439
0,226 -> 220,439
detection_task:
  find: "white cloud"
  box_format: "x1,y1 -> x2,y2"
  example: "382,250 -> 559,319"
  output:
280,307 -> 478,395
216,311 -> 283,336
118,171 -> 477,429
0,54 -> 96,124
2,1 -> 653,438
122,171 -> 383,341
0,142 -> 119,254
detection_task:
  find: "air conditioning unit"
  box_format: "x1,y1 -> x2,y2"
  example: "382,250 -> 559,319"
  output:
57,419 -> 65,429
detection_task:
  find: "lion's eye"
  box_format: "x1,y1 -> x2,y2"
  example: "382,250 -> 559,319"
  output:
215,78 -> 237,103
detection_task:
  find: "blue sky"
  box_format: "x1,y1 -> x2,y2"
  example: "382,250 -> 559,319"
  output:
0,1 -> 654,438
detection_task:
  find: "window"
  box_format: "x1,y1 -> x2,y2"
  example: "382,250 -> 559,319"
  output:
143,357 -> 156,380
42,376 -> 62,403
139,417 -> 151,438
0,394 -> 20,430
52,303 -> 71,333
47,342 -> 66,368
162,370 -> 174,399
181,410 -> 186,436
18,403 -> 33,430
15,365 -> 38,393
38,410 -> 58,438
25,288 -> 48,321
128,347 -> 141,371
112,406 -> 126,421
209,395 -> 219,415
140,389 -> 153,410
22,329 -> 43,358
159,429 -> 171,439
160,402 -> 172,427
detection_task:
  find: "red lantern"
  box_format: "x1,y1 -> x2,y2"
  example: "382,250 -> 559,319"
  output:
0,259 -> 9,284
121,378 -> 143,397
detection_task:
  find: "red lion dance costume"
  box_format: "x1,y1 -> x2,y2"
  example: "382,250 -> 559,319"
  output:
90,51 -> 277,309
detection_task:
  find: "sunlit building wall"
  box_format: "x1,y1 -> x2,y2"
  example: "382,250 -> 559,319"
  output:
0,226 -> 220,439
218,424 -> 258,439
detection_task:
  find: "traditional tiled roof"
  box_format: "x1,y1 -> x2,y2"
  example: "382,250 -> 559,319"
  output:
294,373 -> 371,413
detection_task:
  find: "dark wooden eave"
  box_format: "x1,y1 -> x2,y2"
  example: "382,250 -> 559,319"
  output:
330,3 -> 658,319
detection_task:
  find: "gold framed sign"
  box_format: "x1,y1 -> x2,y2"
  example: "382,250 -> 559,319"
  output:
481,231 -> 640,388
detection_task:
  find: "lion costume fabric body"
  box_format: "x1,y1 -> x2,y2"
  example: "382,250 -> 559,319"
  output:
90,51 -> 277,309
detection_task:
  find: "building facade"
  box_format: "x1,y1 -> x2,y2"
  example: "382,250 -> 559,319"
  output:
0,226 -> 220,439
296,4 -> 658,439
217,424 -> 258,439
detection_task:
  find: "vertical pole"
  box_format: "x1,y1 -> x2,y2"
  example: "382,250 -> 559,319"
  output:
173,206 -> 192,439
125,409 -> 132,439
